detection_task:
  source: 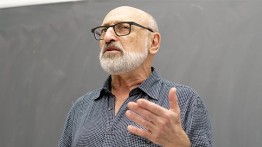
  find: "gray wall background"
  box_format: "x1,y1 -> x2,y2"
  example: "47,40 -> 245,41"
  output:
1,0 -> 261,146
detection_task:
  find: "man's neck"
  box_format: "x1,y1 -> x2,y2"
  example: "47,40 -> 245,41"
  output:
110,66 -> 152,116
111,67 -> 151,92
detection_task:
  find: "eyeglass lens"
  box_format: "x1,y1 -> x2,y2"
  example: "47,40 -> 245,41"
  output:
94,22 -> 131,40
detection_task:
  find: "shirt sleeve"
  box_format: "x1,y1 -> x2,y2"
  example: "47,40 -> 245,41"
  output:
186,95 -> 213,147
58,108 -> 73,147
57,90 -> 98,147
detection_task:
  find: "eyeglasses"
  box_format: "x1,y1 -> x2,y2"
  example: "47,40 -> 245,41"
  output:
91,21 -> 154,40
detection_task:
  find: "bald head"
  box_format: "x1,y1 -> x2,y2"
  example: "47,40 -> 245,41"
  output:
97,6 -> 161,74
102,6 -> 158,32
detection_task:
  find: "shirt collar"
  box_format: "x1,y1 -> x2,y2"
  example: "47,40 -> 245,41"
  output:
138,67 -> 161,100
93,67 -> 162,100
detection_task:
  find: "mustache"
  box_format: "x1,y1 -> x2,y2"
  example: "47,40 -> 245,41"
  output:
102,43 -> 124,53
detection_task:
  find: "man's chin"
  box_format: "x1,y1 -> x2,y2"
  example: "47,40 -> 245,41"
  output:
100,63 -> 130,75
102,51 -> 122,58
103,68 -> 127,75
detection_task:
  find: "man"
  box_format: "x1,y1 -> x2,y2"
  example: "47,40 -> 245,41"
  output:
59,6 -> 212,147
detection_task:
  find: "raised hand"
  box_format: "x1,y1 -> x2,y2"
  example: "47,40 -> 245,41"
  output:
126,87 -> 190,147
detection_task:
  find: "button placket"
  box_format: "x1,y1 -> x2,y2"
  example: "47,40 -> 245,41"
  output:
105,95 -> 115,135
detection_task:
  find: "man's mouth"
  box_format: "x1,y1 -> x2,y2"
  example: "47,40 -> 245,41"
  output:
103,46 -> 121,53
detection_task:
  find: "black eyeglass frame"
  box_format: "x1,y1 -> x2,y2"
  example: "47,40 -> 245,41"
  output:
91,21 -> 154,40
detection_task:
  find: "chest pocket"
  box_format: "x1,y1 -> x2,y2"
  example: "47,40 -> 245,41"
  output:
125,133 -> 161,147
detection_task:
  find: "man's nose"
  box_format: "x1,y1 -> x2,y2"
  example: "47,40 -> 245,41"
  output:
103,27 -> 117,43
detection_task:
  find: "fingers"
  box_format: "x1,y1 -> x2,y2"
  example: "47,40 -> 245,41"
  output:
126,87 -> 181,130
127,125 -> 151,140
168,87 -> 180,113
129,87 -> 180,117
126,110 -> 155,130
133,99 -> 166,117
126,110 -> 158,144
126,101 -> 162,128
126,101 -> 162,134
125,87 -> 185,146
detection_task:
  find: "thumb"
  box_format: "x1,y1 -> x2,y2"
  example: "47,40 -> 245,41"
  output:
169,87 -> 180,113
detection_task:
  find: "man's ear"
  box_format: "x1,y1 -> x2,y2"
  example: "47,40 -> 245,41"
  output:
149,32 -> 161,54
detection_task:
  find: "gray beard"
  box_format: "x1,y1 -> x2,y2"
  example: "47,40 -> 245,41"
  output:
99,45 -> 148,75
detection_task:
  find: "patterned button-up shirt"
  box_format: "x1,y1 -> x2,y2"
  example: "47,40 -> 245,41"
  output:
58,68 -> 213,147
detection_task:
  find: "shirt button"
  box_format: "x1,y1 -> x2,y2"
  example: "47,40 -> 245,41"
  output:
107,127 -> 113,134
108,107 -> 113,111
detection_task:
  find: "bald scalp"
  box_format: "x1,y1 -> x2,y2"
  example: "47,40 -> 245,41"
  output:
103,6 -> 159,32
